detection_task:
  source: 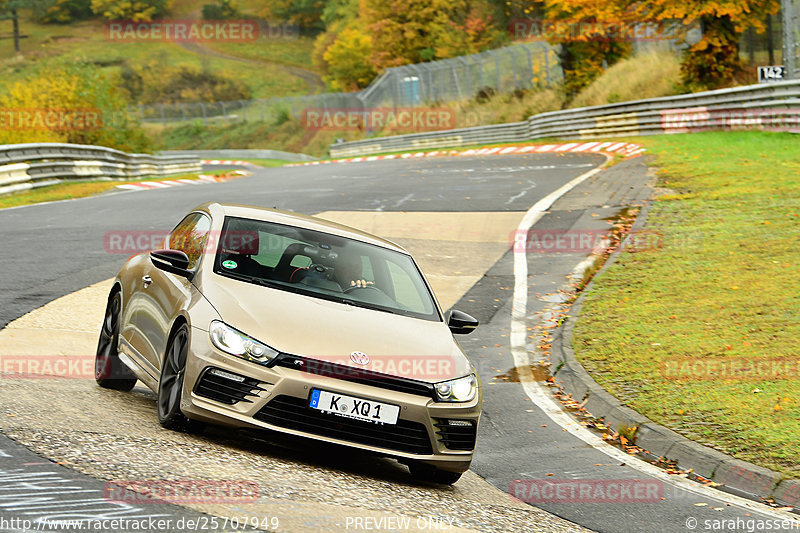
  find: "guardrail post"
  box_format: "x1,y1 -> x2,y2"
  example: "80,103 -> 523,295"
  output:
452,62 -> 463,101
544,44 -> 552,87
200,103 -> 207,126
524,46 -> 534,88
488,49 -> 500,91
510,48 -> 518,90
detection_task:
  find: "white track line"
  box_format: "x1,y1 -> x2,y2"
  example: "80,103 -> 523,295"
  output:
509,157 -> 800,521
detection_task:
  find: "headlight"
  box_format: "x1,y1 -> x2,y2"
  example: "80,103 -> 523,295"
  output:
209,320 -> 278,365
434,374 -> 478,402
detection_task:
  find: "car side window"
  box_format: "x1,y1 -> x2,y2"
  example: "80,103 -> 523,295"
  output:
168,213 -> 211,270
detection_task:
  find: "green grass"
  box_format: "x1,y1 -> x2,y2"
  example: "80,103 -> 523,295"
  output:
0,15 -> 312,99
206,37 -> 317,70
0,174 -> 200,209
572,131 -> 800,477
240,159 -> 292,167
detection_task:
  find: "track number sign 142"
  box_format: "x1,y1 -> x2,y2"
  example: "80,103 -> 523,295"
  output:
758,66 -> 785,83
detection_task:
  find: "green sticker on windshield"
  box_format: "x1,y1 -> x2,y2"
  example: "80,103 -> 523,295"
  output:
222,260 -> 237,269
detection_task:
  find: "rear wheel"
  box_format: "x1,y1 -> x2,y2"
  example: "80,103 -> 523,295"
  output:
95,292 -> 137,391
408,462 -> 463,485
157,324 -> 200,432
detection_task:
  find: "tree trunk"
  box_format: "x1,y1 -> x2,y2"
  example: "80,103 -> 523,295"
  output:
12,9 -> 20,53
767,15 -> 775,64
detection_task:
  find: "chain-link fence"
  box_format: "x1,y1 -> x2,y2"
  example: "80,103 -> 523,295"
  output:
739,1 -> 800,78
132,41 -> 562,126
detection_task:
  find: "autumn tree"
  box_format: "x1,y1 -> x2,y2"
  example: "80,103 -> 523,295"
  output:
258,0 -> 326,30
311,0 -> 369,89
537,0 -> 780,91
322,26 -> 376,90
362,0 -> 505,70
0,61 -> 152,152
639,0 -> 781,90
527,0 -> 633,97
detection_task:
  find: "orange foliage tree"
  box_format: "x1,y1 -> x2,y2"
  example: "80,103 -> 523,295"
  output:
362,0 -> 505,71
537,0 -> 780,91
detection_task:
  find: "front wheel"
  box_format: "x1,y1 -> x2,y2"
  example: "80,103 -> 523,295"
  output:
95,291 -> 137,391
408,462 -> 463,485
157,324 -> 196,431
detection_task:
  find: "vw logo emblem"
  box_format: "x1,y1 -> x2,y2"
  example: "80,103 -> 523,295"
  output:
350,351 -> 369,365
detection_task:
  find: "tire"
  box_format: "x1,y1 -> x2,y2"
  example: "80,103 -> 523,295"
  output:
157,323 -> 201,432
408,462 -> 463,485
95,291 -> 137,391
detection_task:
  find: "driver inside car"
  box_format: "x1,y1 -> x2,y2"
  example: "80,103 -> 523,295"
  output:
333,251 -> 373,290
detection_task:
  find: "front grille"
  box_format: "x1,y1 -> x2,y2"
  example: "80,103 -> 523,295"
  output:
194,367 -> 267,405
254,395 -> 433,455
434,419 -> 477,451
271,354 -> 436,399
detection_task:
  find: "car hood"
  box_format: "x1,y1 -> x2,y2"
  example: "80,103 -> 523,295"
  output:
199,274 -> 472,383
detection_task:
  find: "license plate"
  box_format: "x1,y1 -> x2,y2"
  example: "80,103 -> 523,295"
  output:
309,389 -> 400,425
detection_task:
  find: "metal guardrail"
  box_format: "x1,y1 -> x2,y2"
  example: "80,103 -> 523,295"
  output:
160,149 -> 316,162
0,143 -> 202,196
329,80 -> 800,157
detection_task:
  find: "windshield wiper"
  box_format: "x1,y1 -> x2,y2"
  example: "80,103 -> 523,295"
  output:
339,298 -> 375,310
220,271 -> 286,291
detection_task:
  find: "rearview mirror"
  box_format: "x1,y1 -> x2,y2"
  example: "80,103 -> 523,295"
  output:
446,310 -> 479,335
150,249 -> 191,278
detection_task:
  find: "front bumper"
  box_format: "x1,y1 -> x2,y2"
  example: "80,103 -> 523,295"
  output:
181,327 -> 481,473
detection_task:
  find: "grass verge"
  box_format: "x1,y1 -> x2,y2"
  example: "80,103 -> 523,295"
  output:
239,159 -> 293,167
572,131 -> 800,477
0,174 -> 201,209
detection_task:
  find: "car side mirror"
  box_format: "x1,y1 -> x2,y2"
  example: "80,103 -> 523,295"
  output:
446,310 -> 479,335
150,249 -> 191,278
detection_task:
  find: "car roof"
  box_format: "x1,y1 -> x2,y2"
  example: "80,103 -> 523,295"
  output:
195,202 -> 408,253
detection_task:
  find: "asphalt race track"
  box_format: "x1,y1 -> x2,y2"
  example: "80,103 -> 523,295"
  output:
0,153 -> 796,533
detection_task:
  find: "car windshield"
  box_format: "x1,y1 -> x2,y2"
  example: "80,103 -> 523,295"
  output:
212,216 -> 441,321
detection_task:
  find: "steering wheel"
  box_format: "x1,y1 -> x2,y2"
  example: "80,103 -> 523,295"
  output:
343,284 -> 381,294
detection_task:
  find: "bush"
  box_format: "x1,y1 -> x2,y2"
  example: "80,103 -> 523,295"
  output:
201,0 -> 240,20
118,61 -> 251,104
90,0 -> 172,22
570,49 -> 682,108
559,40 -> 631,100
41,0 -> 93,23
0,61 -> 152,153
